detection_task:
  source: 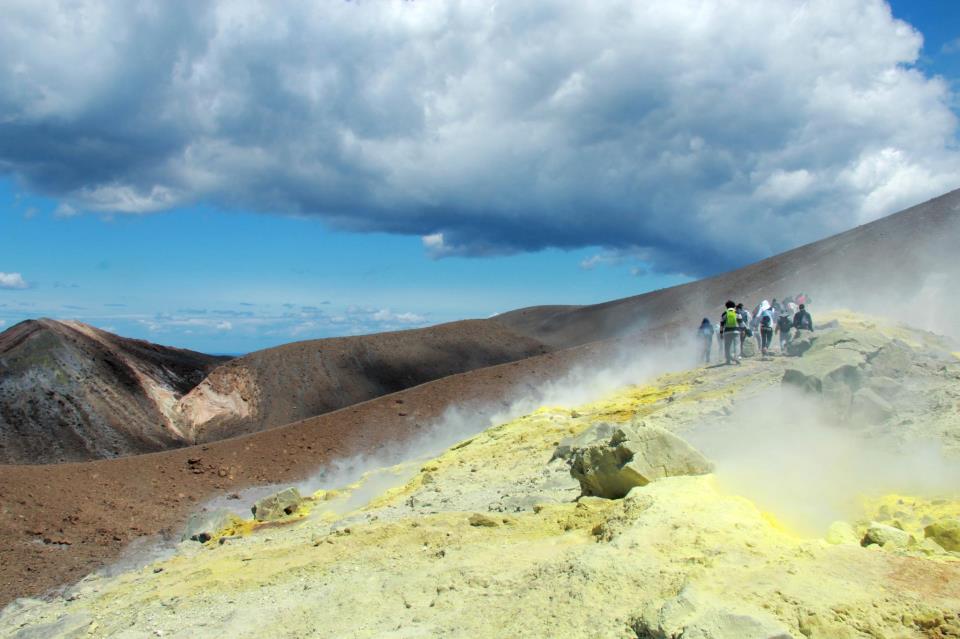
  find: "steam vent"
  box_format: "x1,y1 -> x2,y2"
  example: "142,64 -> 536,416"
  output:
4,312 -> 960,637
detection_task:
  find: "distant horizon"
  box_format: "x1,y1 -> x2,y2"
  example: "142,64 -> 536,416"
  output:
2,0 -> 958,353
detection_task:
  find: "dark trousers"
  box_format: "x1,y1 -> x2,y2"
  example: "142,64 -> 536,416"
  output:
723,331 -> 739,363
761,327 -> 773,352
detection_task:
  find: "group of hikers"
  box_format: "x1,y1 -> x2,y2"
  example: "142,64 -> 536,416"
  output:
697,294 -> 814,365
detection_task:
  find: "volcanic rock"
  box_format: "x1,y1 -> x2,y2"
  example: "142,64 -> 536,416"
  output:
468,513 -> 499,527
862,522 -> 912,548
924,519 -> 960,552
782,349 -> 865,407
633,586 -> 794,639
569,424 -> 712,499
182,509 -> 242,543
252,488 -> 303,521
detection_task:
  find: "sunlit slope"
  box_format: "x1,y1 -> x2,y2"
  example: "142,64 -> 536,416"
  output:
5,313 -> 960,638
495,188 -> 960,348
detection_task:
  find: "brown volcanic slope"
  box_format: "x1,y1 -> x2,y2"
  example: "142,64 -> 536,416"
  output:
178,320 -> 550,443
0,319 -> 547,464
0,338 -> 621,609
494,187 -> 960,348
0,187 -> 958,606
0,319 -> 228,464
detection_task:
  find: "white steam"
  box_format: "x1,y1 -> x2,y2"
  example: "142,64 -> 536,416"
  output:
688,387 -> 960,535
201,335 -> 705,521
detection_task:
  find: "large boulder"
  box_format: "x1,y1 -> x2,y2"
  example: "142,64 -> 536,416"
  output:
569,424 -> 713,499
862,522 -> 912,549
925,519 -> 960,551
632,586 -> 794,639
252,487 -> 303,521
782,348 -> 865,408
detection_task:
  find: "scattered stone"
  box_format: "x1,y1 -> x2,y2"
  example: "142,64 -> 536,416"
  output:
924,519 -> 960,551
862,522 -> 912,549
251,487 -> 303,521
182,509 -> 242,543
569,424 -> 712,499
468,513 -> 499,527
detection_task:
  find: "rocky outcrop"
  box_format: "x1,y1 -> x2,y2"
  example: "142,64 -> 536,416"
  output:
779,325 -> 958,431
925,519 -> 960,552
632,586 -> 794,639
862,522 -> 912,549
252,488 -> 303,521
568,423 -> 713,499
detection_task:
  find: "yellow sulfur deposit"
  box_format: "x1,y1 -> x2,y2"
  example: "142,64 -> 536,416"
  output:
4,313 -> 960,638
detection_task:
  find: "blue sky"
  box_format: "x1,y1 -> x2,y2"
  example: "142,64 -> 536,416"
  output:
1,1 -> 958,353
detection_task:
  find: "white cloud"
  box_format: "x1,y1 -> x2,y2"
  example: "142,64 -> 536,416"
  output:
0,272 -> 28,289
53,203 -> 78,218
1,0 -> 958,274
579,252 -> 624,271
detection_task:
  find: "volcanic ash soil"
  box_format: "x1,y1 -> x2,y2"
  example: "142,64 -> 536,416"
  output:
4,313 -> 960,638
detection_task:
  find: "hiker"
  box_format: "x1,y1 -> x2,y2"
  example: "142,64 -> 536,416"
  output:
758,304 -> 775,356
720,301 -> 741,365
736,303 -> 750,356
698,318 -> 714,363
776,310 -> 792,352
752,300 -> 771,352
793,303 -> 814,334
771,298 -> 782,316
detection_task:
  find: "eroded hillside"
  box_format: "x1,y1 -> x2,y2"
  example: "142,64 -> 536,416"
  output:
0,320 -> 228,464
5,313 -> 960,638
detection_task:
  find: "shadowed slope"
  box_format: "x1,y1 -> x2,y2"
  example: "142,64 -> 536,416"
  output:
0,319 -> 228,464
178,320 -> 550,443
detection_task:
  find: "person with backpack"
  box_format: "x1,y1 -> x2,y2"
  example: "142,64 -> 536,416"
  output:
698,318 -> 714,363
719,301 -> 741,365
776,310 -> 793,352
758,304 -> 775,356
736,303 -> 750,356
793,303 -> 814,334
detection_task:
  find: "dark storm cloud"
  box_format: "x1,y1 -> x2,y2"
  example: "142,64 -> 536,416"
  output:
1,0 -> 958,275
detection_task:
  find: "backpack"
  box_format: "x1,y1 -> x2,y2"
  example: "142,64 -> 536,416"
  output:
724,308 -> 738,329
761,313 -> 772,328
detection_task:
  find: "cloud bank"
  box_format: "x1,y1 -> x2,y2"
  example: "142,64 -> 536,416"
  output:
1,0 -> 958,274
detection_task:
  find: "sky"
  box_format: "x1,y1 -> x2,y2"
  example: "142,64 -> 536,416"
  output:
1,0 -> 958,354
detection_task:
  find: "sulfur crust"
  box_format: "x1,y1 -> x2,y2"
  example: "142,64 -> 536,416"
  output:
4,312 -> 960,638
